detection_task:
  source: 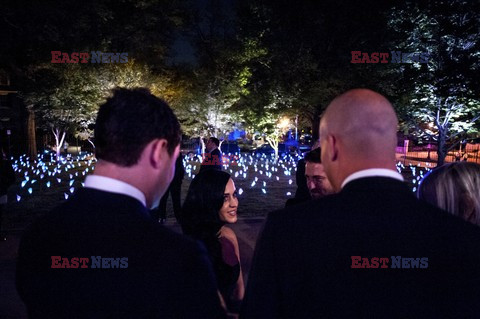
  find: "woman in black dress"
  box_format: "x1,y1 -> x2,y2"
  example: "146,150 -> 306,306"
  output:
181,170 -> 244,313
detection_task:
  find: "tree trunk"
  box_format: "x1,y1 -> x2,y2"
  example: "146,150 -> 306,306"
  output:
266,136 -> 279,161
52,128 -> 66,161
437,128 -> 447,167
27,108 -> 37,158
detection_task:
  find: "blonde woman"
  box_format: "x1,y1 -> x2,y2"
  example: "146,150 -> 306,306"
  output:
418,162 -> 480,225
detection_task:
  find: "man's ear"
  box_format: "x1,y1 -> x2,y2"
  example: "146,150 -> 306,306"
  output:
327,135 -> 338,162
148,139 -> 169,169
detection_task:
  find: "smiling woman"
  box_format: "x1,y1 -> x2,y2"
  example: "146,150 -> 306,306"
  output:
180,169 -> 244,314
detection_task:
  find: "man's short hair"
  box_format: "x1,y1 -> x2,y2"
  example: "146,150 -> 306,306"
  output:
304,147 -> 322,164
94,88 -> 181,167
209,137 -> 220,147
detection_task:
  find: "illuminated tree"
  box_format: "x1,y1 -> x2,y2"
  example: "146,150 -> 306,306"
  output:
23,64 -> 101,160
388,0 -> 480,165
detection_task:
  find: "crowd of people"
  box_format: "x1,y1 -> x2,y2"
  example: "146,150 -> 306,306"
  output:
6,87 -> 480,317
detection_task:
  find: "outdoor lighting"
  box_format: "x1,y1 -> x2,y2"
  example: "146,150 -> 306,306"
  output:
278,117 -> 290,129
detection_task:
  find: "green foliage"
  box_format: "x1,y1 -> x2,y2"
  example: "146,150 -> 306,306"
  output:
388,0 -> 480,164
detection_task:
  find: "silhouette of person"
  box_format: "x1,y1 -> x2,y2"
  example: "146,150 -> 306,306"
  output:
151,155 -> 185,223
242,89 -> 480,318
16,88 -> 226,318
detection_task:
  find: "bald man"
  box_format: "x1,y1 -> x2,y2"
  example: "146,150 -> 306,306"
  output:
242,89 -> 480,318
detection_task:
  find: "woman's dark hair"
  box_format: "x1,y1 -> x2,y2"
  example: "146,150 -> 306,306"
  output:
181,170 -> 231,236
181,170 -> 231,266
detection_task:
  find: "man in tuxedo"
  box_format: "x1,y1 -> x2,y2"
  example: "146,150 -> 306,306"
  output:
199,137 -> 223,173
242,89 -> 480,318
285,148 -> 334,207
303,147 -> 334,199
16,88 -> 226,318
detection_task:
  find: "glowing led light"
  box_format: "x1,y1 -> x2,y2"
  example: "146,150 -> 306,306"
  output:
238,188 -> 243,195
28,188 -> 33,194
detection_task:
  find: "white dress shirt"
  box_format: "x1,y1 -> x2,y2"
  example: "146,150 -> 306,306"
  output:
341,168 -> 404,189
84,175 -> 146,207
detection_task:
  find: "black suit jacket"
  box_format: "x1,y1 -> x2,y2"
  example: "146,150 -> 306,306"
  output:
199,148 -> 223,173
242,177 -> 480,318
293,158 -> 310,200
16,188 -> 225,318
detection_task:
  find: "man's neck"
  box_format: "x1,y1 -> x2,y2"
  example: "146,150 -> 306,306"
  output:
93,160 -> 151,206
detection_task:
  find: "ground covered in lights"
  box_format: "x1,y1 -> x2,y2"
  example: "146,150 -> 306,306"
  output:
2,152 -> 430,232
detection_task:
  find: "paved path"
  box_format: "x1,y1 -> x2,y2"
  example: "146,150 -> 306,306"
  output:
0,217 -> 265,318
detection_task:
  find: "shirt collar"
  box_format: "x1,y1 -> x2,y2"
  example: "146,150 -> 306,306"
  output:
84,175 -> 147,207
341,168 -> 404,189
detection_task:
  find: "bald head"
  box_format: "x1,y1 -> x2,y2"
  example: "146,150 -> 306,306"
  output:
319,89 -> 399,190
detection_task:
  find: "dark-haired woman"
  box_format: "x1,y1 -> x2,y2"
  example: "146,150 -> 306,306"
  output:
181,170 -> 244,313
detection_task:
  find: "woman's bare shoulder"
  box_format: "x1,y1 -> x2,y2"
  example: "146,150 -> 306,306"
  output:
219,226 -> 238,243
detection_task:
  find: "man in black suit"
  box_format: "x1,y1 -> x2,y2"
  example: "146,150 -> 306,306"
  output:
151,154 -> 185,224
286,147 -> 334,207
242,89 -> 480,318
16,88 -> 226,318
199,137 -> 223,173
